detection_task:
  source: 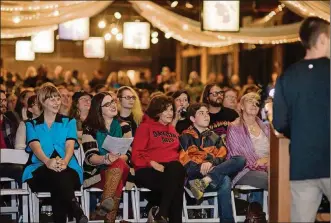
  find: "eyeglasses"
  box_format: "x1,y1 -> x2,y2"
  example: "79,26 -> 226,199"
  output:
79,97 -> 91,103
209,91 -> 224,97
121,96 -> 136,100
225,95 -> 237,100
101,100 -> 117,107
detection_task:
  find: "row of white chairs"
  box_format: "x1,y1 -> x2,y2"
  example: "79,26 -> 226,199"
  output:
1,148 -> 268,222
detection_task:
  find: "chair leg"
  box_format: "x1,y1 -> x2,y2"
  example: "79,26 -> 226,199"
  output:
130,190 -> 137,222
32,193 -> 40,223
263,191 -> 268,220
135,189 -> 141,222
85,191 -> 90,220
182,193 -> 189,222
231,190 -> 238,223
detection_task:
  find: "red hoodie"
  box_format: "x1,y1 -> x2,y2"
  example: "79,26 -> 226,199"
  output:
132,114 -> 180,170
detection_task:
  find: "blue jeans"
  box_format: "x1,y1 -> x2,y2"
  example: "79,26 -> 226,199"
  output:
186,156 -> 246,222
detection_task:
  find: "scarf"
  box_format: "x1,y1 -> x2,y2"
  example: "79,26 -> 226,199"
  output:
96,119 -> 122,156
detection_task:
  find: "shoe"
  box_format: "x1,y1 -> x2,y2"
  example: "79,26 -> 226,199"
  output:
96,197 -> 114,217
189,179 -> 208,200
70,198 -> 88,223
147,206 -> 168,223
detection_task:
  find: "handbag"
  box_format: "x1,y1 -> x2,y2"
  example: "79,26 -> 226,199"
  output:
244,202 -> 267,223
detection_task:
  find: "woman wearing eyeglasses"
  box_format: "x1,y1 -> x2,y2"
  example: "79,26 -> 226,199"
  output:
15,95 -> 42,150
82,92 -> 131,222
117,86 -> 143,136
68,91 -> 92,143
22,83 -> 87,223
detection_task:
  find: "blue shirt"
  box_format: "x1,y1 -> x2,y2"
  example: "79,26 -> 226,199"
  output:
22,113 -> 83,184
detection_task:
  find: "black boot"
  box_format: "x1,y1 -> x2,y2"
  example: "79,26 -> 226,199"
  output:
71,198 -> 88,223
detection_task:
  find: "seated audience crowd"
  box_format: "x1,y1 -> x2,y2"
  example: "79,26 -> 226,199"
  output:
0,64 -> 272,223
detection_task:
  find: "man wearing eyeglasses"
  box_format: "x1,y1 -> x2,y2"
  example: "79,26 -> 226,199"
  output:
201,84 -> 239,144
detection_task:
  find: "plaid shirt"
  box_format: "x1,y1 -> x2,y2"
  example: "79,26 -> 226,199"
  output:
1,111 -> 19,149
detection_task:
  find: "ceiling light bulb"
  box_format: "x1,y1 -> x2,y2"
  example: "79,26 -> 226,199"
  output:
170,1 -> 178,8
114,12 -> 121,19
13,16 -> 21,24
111,27 -> 119,35
151,31 -> 158,38
98,20 -> 106,29
151,37 -> 159,44
182,24 -> 189,30
104,33 -> 112,41
116,33 -> 123,41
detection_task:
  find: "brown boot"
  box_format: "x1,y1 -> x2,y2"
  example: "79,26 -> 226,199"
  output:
105,196 -> 120,223
96,168 -> 123,218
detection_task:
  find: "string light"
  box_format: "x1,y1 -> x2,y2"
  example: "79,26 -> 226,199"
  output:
111,27 -> 119,35
53,10 -> 59,16
104,33 -> 112,41
1,1 -> 88,12
114,12 -> 121,19
98,20 -> 106,29
116,33 -> 123,41
151,31 -> 158,38
165,33 -> 172,39
12,16 -> 21,24
185,1 -> 193,9
151,37 -> 159,44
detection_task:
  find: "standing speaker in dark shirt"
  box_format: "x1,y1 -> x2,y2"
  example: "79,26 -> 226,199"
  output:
273,17 -> 330,222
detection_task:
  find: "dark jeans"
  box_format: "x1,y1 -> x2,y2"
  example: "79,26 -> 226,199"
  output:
186,156 -> 246,223
135,161 -> 185,223
27,165 -> 81,223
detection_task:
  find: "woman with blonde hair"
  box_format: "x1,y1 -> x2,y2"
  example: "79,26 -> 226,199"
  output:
117,86 -> 143,136
22,82 -> 87,223
226,92 -> 269,205
25,66 -> 37,80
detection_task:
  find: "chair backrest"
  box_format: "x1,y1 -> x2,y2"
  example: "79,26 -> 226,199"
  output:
74,145 -> 84,167
0,149 -> 29,164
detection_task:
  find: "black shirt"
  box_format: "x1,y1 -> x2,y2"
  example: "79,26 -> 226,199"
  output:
175,118 -> 191,135
208,106 -> 239,142
120,114 -> 137,137
273,57 -> 330,180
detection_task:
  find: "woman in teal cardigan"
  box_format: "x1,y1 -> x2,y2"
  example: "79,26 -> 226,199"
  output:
82,92 -> 131,222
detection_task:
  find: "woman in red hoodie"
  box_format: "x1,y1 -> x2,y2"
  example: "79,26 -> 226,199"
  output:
132,95 -> 185,223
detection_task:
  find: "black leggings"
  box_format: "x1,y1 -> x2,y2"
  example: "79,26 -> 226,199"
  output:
135,161 -> 185,223
27,165 -> 81,223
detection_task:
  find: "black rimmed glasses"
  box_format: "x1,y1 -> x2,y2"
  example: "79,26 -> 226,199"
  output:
101,100 -> 117,108
209,91 -> 224,97
120,96 -> 136,100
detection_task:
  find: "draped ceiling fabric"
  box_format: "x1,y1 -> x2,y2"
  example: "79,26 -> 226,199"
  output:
281,1 -> 330,22
1,1 -> 113,38
0,0 -> 329,47
129,1 -> 300,47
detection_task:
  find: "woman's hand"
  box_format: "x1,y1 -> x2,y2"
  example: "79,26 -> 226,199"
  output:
56,157 -> 68,172
45,158 -> 60,172
107,153 -> 119,163
150,161 -> 165,172
120,154 -> 128,162
254,157 -> 269,168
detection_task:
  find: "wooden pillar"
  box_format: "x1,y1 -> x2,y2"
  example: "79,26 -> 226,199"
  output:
233,44 -> 239,75
273,45 -> 283,74
175,42 -> 182,82
200,47 -> 208,84
269,127 -> 291,222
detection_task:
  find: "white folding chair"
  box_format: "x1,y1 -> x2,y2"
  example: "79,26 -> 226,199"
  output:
84,186 -> 137,222
231,185 -> 268,223
183,187 -> 220,223
29,147 -> 86,222
0,149 -> 30,223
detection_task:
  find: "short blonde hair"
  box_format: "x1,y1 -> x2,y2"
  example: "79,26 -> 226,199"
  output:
37,82 -> 60,107
240,92 -> 260,107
